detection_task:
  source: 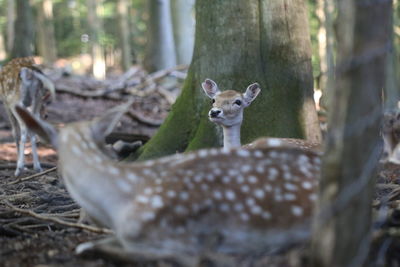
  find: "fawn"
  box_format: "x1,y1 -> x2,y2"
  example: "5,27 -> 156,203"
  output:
0,57 -> 55,176
16,102 -> 321,265
201,79 -> 320,151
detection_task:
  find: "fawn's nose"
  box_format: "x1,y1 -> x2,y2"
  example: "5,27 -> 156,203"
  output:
209,109 -> 222,118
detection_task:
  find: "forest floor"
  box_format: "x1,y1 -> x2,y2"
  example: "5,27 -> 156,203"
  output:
0,68 -> 400,266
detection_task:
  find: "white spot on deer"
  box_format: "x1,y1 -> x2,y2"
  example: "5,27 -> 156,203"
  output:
254,189 -> 265,199
284,193 -> 296,201
143,169 -> 153,176
201,184 -> 209,191
302,181 -> 313,190
269,151 -> 278,158
194,174 -> 203,183
309,193 -> 317,201
155,186 -> 163,193
264,184 -> 272,192
167,190 -> 176,198
144,160 -> 155,167
253,150 -> 263,158
155,178 -> 162,185
88,141 -> 97,150
241,164 -> 252,173
284,183 -> 298,191
213,190 -> 223,200
246,197 -> 255,207
198,150 -> 208,158
234,203 -> 244,212
150,195 -> 164,209
240,213 -> 250,221
141,211 -> 155,221
256,165 -> 265,173
283,171 -> 292,180
291,205 -> 303,216
241,185 -> 250,193
136,195 -> 149,204
206,174 -> 215,182
236,175 -> 245,183
274,194 -> 283,202
228,169 -> 239,177
144,188 -> 153,195
237,149 -> 250,157
219,203 -> 230,212
251,205 -> 262,215
267,138 -> 282,147
225,190 -> 236,200
268,168 -> 278,181
179,191 -> 189,201
126,173 -> 137,182
222,176 -> 231,184
248,175 -> 258,184
262,211 -> 272,220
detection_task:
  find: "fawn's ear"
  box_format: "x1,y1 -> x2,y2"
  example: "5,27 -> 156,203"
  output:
14,105 -> 58,149
202,79 -> 220,99
243,83 -> 261,107
90,100 -> 133,142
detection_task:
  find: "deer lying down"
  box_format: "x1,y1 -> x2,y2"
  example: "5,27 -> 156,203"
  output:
201,79 -> 321,151
0,57 -> 55,176
16,102 -> 321,266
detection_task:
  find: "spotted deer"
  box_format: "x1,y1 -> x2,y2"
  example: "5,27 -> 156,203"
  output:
16,102 -> 321,265
382,105 -> 400,164
201,79 -> 321,151
0,57 -> 55,176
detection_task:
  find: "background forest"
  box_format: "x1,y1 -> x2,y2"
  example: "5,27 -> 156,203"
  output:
0,1 -> 400,267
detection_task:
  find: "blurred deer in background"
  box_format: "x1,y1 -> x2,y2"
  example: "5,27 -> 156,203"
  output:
382,105 -> 400,164
202,79 -> 321,151
16,101 -> 321,265
0,57 -> 55,176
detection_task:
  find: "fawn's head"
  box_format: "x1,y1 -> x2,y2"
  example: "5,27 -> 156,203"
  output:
202,79 -> 261,127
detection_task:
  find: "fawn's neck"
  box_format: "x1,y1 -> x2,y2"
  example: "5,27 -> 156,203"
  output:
222,123 -> 241,149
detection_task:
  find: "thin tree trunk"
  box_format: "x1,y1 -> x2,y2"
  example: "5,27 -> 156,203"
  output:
6,0 -> 15,54
311,0 -> 392,266
87,0 -> 106,79
144,0 -> 176,72
136,0 -> 321,160
36,0 -> 57,65
117,0 -> 133,71
316,0 -> 327,92
170,0 -> 195,65
11,0 -> 35,58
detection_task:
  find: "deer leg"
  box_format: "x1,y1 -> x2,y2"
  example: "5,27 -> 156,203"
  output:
15,124 -> 27,177
30,132 -> 42,172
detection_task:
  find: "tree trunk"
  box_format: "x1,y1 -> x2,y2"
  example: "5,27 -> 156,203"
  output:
117,0 -> 133,71
170,0 -> 195,65
11,0 -> 35,58
6,0 -> 15,54
136,0 -> 321,160
144,0 -> 176,72
87,0 -> 106,79
311,1 -> 392,266
36,0 -> 57,65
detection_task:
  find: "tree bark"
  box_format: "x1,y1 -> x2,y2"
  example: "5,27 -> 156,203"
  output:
11,0 -> 35,58
170,0 -> 195,65
311,0 -> 392,266
87,0 -> 106,79
144,0 -> 176,72
6,0 -> 15,54
36,0 -> 57,65
117,0 -> 133,71
136,0 -> 321,160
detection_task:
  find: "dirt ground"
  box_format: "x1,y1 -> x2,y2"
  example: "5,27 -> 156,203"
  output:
1,88 -> 400,266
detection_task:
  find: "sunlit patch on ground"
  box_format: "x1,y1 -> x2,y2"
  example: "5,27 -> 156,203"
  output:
0,142 -> 57,164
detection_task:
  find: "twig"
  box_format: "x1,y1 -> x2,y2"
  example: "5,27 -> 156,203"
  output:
8,167 -> 58,185
2,200 -> 112,234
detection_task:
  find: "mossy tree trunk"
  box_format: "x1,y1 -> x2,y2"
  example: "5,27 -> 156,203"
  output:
311,0 -> 392,266
137,0 -> 321,160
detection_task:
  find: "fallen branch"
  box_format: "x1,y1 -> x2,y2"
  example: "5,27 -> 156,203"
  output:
2,200 -> 112,234
8,167 -> 58,185
127,110 -> 164,127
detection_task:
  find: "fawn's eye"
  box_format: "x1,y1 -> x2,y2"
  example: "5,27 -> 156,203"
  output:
234,99 -> 242,106
212,99 -> 215,104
